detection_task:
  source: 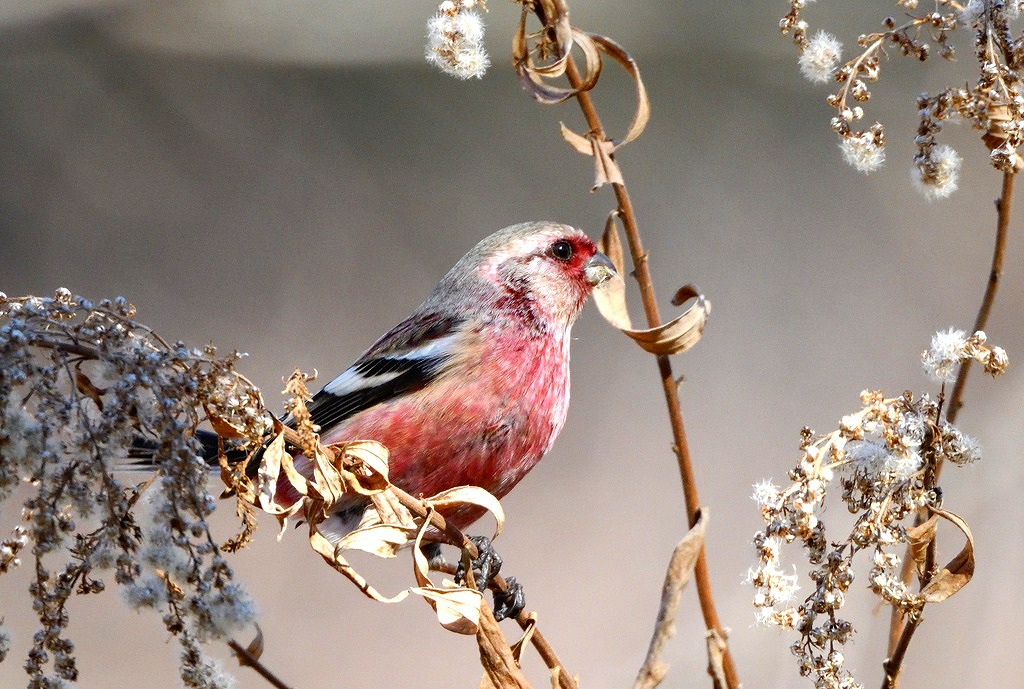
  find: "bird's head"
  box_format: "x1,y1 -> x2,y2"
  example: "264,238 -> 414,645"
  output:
467,221 -> 617,326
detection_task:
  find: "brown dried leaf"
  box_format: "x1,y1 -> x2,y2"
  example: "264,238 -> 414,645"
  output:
233,625 -> 264,665
204,405 -> 247,440
410,510 -> 484,634
557,129 -> 624,190
255,432 -> 301,516
705,628 -> 728,689
634,509 -> 707,689
476,602 -> 532,688
589,33 -> 650,147
410,586 -> 484,635
334,440 -> 391,495
368,488 -> 416,530
335,524 -> 414,558
594,218 -> 712,355
920,508 -> 975,603
513,6 -> 600,104
557,33 -> 649,189
308,524 -> 409,604
508,613 -> 537,664
310,443 -> 347,509
906,515 -> 939,578
75,368 -> 105,411
424,486 -> 505,540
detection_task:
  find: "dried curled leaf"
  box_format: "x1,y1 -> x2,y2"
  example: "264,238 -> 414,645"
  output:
594,216 -> 711,355
410,585 -> 485,635
232,625 -> 265,665
335,524 -> 415,558
255,431 -> 303,520
906,514 -> 939,578
411,510 -> 484,634
424,485 -> 506,541
308,524 -> 410,604
634,509 -> 708,689
513,1 -> 600,104
559,33 -> 650,189
919,507 -> 975,603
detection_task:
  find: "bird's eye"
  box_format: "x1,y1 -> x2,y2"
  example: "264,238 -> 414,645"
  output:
549,240 -> 574,261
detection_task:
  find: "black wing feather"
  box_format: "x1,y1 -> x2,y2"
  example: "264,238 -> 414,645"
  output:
306,354 -> 451,431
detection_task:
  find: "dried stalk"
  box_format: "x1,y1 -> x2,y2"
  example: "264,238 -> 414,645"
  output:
946,170 -> 1014,425
554,44 -> 741,689
228,639 -> 295,689
883,170 -> 1015,688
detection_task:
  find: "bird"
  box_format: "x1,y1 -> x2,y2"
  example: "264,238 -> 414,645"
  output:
255,221 -> 617,545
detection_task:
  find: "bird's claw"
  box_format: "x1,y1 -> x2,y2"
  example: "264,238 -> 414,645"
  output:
454,536 -> 526,621
491,576 -> 525,622
456,535 -> 503,590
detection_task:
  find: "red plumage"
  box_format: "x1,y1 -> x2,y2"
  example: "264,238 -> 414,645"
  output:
283,222 -> 616,539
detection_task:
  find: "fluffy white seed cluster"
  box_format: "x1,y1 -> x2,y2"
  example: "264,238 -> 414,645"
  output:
799,30 -> 843,83
425,0 -> 490,80
912,144 -> 962,200
921,328 -> 1009,383
840,132 -> 885,173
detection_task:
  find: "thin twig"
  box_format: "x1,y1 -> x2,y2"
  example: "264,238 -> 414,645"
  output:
228,639 -> 296,689
559,49 -> 741,689
946,170 -> 1014,425
883,170 -> 1015,687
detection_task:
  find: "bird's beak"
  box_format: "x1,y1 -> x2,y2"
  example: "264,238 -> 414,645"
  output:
584,251 -> 618,287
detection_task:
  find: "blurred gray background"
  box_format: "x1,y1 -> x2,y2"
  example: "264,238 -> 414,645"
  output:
2,2 -> 1022,688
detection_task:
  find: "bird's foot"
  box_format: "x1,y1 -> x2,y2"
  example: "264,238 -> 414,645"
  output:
491,576 -> 525,622
455,535 -> 503,590
454,536 -> 525,621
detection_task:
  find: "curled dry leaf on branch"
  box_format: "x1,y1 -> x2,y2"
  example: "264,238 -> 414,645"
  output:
593,214 -> 711,356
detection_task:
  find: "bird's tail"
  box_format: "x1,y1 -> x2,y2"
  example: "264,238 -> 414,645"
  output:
125,430 -> 251,471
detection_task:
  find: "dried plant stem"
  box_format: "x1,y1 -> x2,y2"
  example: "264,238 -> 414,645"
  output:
946,170 -> 1014,425
561,55 -> 739,689
883,170 -> 1015,688
228,639 -> 295,689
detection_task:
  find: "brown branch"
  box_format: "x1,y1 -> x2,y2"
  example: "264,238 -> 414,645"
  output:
559,49 -> 740,689
884,170 -> 1015,687
228,638 -> 296,689
946,170 -> 1014,425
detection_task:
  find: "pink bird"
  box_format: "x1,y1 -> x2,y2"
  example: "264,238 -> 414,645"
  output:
289,221 -> 616,542
193,221 -> 614,616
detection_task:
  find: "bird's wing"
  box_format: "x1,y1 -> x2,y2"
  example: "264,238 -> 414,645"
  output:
305,312 -> 465,432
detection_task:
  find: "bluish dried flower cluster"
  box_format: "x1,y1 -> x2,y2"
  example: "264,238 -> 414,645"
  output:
0,290 -> 265,688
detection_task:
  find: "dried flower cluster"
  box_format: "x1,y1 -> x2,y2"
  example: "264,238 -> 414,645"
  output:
750,330 -> 1006,689
0,289 -> 267,689
425,0 -> 490,80
781,0 -> 1024,195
